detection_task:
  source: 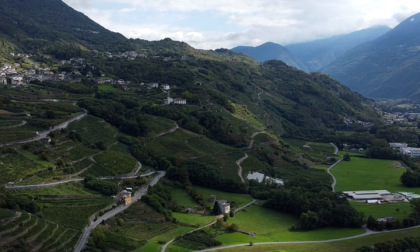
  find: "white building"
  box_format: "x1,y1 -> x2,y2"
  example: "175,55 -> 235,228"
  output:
389,143 -> 408,151
173,98 -> 187,105
343,190 -> 391,201
217,200 -> 230,214
161,84 -> 170,90
401,147 -> 420,158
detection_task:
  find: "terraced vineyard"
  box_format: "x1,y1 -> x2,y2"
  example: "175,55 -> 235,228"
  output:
0,208 -> 80,251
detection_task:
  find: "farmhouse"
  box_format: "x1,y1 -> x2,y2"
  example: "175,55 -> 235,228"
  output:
118,190 -> 132,206
217,200 -> 230,214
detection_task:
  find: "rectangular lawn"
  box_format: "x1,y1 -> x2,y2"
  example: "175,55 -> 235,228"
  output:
331,157 -> 420,193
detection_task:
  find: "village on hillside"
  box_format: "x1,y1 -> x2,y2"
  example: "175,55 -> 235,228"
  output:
0,51 -> 187,105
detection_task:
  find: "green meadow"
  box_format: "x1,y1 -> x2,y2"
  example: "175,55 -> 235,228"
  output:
218,205 -> 363,244
350,201 -> 412,221
221,227 -> 420,252
331,157 -> 420,193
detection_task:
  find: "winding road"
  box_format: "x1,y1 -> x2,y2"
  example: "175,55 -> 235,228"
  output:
74,171 -> 166,252
5,171 -> 155,190
235,131 -> 267,183
0,109 -> 87,148
236,153 -> 248,183
327,143 -> 341,192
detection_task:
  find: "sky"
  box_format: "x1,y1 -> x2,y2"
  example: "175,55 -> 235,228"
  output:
62,0 -> 420,49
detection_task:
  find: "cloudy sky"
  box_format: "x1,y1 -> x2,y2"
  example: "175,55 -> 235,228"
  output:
62,0 -> 420,49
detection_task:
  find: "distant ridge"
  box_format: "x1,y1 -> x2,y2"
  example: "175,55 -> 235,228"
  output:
231,26 -> 389,72
286,26 -> 390,72
322,13 -> 420,99
231,42 -> 308,71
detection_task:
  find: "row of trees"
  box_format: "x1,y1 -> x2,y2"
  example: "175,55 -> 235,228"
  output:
261,178 -> 363,230
401,171 -> 420,187
84,175 -> 118,196
356,236 -> 420,252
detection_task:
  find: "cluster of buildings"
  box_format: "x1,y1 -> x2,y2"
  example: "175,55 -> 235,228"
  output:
343,118 -> 374,128
343,190 -> 420,204
93,50 -> 146,61
0,64 -> 73,87
246,172 -> 284,185
389,142 -> 420,157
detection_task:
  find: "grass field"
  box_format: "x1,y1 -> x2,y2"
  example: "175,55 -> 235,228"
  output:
218,205 -> 364,244
350,201 -> 412,221
332,157 -> 420,193
219,227 -> 420,252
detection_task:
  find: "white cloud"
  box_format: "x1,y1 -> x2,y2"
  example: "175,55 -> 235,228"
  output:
62,0 -> 420,49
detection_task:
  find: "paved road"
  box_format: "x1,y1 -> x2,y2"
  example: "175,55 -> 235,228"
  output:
197,224 -> 420,251
74,171 -> 166,252
5,171 -> 156,190
0,120 -> 27,129
327,143 -> 341,192
331,142 -> 339,155
0,109 -> 87,148
155,124 -> 179,138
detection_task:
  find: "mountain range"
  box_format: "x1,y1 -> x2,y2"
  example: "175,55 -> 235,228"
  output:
0,0 -> 379,141
234,13 -> 420,100
231,26 -> 390,72
323,13 -> 420,99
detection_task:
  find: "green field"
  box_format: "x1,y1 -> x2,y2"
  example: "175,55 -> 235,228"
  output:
351,201 -> 412,221
332,157 -> 419,193
219,227 -> 420,252
173,212 -> 216,227
218,205 -> 364,244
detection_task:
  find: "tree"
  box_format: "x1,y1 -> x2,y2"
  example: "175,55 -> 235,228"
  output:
410,198 -> 420,217
343,153 -> 351,161
213,201 -> 220,215
366,215 -> 376,230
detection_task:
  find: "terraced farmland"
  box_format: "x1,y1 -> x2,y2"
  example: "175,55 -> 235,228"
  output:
0,208 -> 80,251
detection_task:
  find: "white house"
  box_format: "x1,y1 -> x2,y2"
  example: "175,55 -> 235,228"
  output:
217,200 -> 230,214
161,84 -> 170,90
